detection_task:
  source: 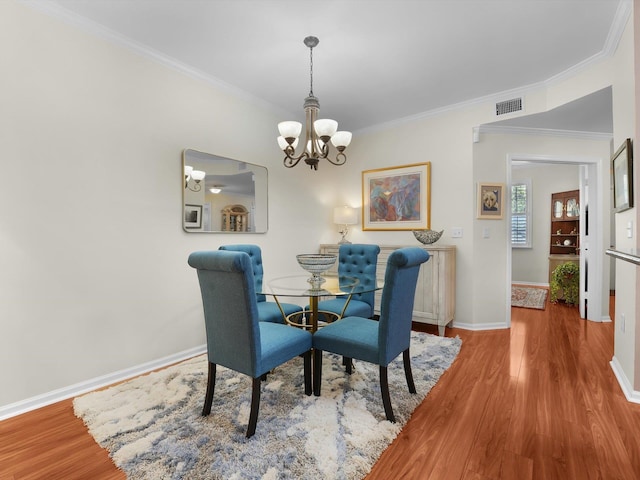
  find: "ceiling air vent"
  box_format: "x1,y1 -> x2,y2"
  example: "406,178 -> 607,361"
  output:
495,97 -> 523,116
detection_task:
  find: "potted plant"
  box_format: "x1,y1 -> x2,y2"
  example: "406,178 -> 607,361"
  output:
550,262 -> 580,305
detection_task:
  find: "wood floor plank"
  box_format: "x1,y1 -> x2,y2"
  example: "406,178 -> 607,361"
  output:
2,297 -> 640,479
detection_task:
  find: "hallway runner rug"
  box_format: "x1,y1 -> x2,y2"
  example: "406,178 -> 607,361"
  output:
511,285 -> 548,310
74,332 -> 461,480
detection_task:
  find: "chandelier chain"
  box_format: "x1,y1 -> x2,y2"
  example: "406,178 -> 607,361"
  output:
308,44 -> 314,97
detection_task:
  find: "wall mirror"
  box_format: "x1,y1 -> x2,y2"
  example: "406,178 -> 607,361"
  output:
183,149 -> 268,233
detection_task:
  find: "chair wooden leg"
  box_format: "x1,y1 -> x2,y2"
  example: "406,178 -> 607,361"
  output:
202,362 -> 216,416
403,348 -> 417,394
246,377 -> 261,438
303,350 -> 312,396
344,357 -> 353,374
313,349 -> 322,396
379,365 -> 395,423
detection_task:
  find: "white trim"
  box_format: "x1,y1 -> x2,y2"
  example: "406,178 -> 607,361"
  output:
18,0 -> 293,119
0,345 -> 206,421
20,0 -> 630,137
451,321 -> 509,331
512,281 -> 549,288
480,125 -> 613,141
610,356 -> 640,404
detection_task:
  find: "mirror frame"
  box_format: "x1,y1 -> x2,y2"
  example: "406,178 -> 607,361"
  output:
182,148 -> 268,233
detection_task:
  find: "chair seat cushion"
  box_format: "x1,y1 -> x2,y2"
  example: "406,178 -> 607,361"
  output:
312,316 -> 380,365
258,323 -> 312,375
258,301 -> 302,323
316,298 -> 373,319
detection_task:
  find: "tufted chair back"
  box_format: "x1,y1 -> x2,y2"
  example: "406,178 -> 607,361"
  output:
219,244 -> 267,302
337,244 -> 381,309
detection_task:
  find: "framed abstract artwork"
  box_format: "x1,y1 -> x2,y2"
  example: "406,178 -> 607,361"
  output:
362,163 -> 431,231
477,182 -> 505,219
184,204 -> 203,229
612,138 -> 633,213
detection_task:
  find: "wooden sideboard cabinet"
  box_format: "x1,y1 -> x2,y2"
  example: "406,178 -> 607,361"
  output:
319,244 -> 456,335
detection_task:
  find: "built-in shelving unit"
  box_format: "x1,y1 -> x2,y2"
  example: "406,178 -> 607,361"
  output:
550,189 -> 580,255
221,204 -> 249,232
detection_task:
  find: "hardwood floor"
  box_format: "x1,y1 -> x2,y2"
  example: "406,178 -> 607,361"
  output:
1,296 -> 639,479
368,296 -> 640,480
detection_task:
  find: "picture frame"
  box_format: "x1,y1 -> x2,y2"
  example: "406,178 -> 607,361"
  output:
184,204 -> 202,229
612,138 -> 633,213
362,162 -> 430,231
477,182 -> 505,219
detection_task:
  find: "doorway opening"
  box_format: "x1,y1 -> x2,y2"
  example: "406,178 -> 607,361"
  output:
506,154 -> 608,328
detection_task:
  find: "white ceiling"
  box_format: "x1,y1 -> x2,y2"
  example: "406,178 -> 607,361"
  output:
27,0 -> 627,134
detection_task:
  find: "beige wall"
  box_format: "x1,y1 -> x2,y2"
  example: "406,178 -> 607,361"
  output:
1,0 -> 637,413
610,2 -> 638,398
0,0 -> 333,409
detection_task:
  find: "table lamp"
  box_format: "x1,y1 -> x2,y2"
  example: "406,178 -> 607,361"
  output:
334,206 -> 358,244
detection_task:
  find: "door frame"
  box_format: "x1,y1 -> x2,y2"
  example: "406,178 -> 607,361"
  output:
505,153 -> 606,326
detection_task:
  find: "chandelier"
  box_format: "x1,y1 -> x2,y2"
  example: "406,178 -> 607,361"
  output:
277,36 -> 352,170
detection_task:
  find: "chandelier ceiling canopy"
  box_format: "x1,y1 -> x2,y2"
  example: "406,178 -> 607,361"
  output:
277,36 -> 352,171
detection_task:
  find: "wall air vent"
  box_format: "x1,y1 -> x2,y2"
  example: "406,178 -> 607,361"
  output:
495,97 -> 523,116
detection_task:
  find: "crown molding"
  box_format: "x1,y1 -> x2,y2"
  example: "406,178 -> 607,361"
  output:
479,125 -> 613,141
356,0 -> 631,135
18,0 -> 292,119
21,0 -> 630,136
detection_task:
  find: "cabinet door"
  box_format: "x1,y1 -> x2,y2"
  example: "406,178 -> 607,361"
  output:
552,198 -> 564,219
411,253 -> 439,321
564,194 -> 579,219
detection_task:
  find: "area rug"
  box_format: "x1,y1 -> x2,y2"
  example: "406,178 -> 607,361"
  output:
511,285 -> 548,310
74,332 -> 461,480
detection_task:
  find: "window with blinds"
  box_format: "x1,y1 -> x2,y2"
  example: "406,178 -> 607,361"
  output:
511,181 -> 531,247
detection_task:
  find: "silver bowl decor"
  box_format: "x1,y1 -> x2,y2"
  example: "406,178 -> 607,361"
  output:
296,254 -> 337,288
413,229 -> 444,245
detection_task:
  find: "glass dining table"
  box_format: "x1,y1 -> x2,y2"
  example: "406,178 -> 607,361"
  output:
259,275 -> 384,333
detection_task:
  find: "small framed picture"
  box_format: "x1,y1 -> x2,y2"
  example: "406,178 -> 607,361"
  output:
184,204 -> 202,229
612,138 -> 633,213
477,183 -> 505,219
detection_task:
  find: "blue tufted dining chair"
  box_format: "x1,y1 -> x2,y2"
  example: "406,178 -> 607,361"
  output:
316,244 -> 381,319
219,244 -> 303,323
188,250 -> 312,438
312,247 -> 430,423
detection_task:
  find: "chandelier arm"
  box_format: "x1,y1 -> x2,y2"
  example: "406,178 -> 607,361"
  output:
325,152 -> 347,166
283,147 -> 310,168
317,140 -> 329,159
283,156 -> 303,168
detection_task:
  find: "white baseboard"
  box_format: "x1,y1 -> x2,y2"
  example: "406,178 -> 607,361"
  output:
610,356 -> 640,404
512,281 -> 549,288
451,321 -> 509,331
0,344 -> 207,421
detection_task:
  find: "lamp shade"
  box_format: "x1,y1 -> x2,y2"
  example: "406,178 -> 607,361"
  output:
330,131 -> 352,148
314,119 -> 338,138
278,121 -> 302,139
191,170 -> 206,181
278,136 -> 299,151
334,206 -> 358,225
